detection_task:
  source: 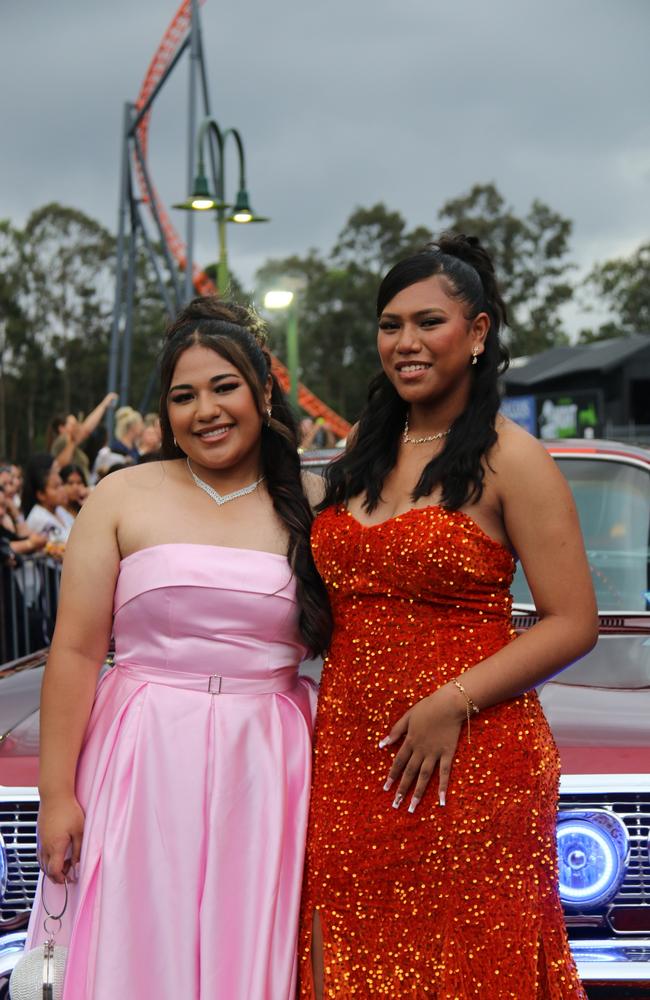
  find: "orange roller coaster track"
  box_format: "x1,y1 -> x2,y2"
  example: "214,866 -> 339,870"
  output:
133,0 -> 351,440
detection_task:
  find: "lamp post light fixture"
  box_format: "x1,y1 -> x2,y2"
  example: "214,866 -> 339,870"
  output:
174,116 -> 268,295
264,289 -> 299,412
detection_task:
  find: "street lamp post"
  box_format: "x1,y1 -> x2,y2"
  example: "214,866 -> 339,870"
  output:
174,117 -> 268,297
264,290 -> 299,412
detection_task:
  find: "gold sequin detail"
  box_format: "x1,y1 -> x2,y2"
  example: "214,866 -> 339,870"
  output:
299,505 -> 586,999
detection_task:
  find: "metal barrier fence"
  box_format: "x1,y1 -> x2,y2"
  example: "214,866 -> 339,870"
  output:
0,556 -> 62,663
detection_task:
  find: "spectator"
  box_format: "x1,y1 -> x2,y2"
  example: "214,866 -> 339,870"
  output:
0,462 -> 25,533
49,392 -> 118,479
138,413 -> 162,459
299,416 -> 336,449
59,464 -> 89,519
8,463 -> 24,510
92,407 -> 143,479
23,454 -> 72,542
0,484 -> 47,557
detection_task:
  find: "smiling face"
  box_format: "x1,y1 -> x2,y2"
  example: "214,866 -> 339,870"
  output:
166,343 -> 270,478
377,275 -> 489,413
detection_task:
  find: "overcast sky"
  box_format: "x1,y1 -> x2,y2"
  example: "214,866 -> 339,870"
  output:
2,0 -> 649,326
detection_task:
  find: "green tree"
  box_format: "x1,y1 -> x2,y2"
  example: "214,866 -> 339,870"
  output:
257,205 -> 433,421
21,203 -> 116,438
438,183 -> 574,355
578,242 -> 650,342
0,220 -> 31,456
0,203 -> 172,460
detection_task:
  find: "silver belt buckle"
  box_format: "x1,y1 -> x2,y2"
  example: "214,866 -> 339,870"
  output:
208,674 -> 223,695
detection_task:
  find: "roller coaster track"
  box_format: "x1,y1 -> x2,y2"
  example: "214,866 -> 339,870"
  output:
133,0 -> 351,439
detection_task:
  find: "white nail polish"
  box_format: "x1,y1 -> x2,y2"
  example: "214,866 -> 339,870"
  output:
408,797 -> 421,814
439,791 -> 446,807
392,793 -> 403,809
378,737 -> 391,749
383,777 -> 394,791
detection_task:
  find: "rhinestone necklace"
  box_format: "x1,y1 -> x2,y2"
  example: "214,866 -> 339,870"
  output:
403,417 -> 450,445
186,457 -> 265,506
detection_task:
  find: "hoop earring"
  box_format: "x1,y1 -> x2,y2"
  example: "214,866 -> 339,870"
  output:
471,347 -> 479,366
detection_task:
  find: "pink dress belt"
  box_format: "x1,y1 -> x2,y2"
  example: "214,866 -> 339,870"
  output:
113,660 -> 299,695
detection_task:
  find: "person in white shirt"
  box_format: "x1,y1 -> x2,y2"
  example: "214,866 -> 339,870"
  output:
23,454 -> 72,543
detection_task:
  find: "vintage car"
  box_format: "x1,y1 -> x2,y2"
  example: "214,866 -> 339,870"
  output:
1,440 -> 649,996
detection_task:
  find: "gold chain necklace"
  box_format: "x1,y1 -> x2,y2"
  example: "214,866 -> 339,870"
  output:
402,417 -> 450,445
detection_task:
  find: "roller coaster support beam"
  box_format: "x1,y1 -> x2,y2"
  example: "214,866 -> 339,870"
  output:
185,0 -> 200,302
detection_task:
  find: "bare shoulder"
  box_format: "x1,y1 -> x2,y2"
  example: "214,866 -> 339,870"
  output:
97,460 -> 180,494
77,462 -> 179,523
302,470 -> 326,508
492,415 -> 557,472
490,416 -> 570,504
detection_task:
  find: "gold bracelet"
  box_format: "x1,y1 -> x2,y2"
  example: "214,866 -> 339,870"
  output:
451,678 -> 480,743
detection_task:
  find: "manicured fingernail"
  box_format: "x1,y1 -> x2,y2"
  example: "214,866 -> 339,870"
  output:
383,777 -> 394,791
439,791 -> 446,807
392,793 -> 403,809
74,863 -> 80,880
378,737 -> 391,749
408,797 -> 421,813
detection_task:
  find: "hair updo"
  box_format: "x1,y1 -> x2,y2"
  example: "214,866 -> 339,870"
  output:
320,233 -> 510,513
158,296 -> 332,655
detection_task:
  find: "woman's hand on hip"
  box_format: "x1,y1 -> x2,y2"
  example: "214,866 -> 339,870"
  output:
37,795 -> 85,884
380,683 -> 467,813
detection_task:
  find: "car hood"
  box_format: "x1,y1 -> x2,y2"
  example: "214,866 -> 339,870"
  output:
0,661 -> 44,755
539,631 -> 650,774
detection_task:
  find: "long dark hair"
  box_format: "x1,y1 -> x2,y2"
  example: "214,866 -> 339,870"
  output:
159,296 -> 332,655
22,454 -> 57,517
321,233 -> 510,513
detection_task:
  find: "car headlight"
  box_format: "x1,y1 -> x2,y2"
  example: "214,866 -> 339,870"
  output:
0,833 -> 7,905
557,810 -> 628,910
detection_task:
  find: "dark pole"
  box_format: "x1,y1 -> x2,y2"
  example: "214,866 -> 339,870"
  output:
286,306 -> 299,413
107,102 -> 132,434
119,197 -> 138,405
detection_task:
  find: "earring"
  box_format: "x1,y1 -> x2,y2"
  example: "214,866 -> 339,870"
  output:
266,406 -> 272,425
471,347 -> 479,366
173,436 -> 178,447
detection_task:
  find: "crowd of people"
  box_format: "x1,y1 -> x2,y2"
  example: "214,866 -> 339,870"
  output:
0,405 -> 162,569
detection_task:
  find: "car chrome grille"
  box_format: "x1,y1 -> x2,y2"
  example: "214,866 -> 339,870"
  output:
560,791 -> 650,927
0,799 -> 40,928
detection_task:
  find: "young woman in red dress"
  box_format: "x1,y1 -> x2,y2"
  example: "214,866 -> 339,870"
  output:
300,234 -> 596,998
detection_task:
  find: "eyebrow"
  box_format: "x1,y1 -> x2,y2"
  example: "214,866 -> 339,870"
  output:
168,373 -> 240,393
380,308 -> 448,319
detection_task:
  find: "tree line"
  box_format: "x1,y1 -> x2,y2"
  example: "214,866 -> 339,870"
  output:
1,184 -> 648,459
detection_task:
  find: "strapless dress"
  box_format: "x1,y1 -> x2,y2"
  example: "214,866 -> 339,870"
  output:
300,505 -> 585,999
27,543 -> 316,1000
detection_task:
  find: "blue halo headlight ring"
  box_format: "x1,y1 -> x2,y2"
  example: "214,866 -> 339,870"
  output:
0,833 -> 7,905
557,810 -> 628,911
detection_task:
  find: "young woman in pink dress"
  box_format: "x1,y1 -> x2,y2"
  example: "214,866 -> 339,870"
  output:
28,297 -> 331,999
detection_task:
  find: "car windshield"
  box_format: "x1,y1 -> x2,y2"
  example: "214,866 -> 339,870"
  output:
512,457 -> 650,613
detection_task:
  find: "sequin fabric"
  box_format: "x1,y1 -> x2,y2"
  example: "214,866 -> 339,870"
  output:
299,504 -> 586,999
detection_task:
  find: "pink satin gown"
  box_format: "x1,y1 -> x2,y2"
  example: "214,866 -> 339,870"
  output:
26,543 -> 316,1000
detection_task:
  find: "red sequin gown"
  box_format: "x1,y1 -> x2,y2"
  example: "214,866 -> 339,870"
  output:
300,504 -> 586,999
